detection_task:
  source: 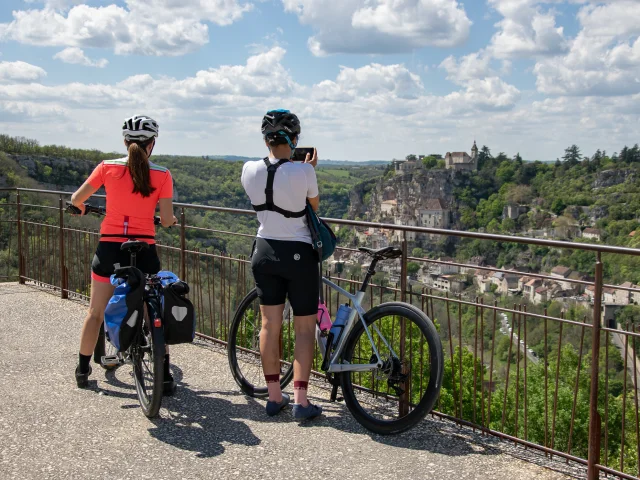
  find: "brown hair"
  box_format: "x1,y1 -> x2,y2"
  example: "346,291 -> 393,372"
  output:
125,140 -> 156,197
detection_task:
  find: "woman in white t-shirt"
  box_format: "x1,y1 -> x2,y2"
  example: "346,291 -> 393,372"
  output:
241,109 -> 322,420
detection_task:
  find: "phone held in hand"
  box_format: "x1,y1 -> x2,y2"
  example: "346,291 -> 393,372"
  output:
291,147 -> 315,162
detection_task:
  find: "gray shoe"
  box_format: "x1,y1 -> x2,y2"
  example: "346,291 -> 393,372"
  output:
292,402 -> 322,420
266,393 -> 290,416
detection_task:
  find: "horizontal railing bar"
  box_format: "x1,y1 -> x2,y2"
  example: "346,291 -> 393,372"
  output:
21,203 -> 60,211
14,187 -> 640,256
601,326 -> 640,340
597,464 -> 639,480
21,220 -> 60,229
185,225 -> 256,238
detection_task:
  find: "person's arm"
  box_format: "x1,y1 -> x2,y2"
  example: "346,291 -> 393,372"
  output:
71,162 -> 104,214
158,171 -> 178,227
305,150 -> 320,212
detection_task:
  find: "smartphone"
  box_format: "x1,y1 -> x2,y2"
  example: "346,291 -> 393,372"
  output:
292,147 -> 315,162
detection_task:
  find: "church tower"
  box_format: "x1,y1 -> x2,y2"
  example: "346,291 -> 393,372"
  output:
471,140 -> 478,160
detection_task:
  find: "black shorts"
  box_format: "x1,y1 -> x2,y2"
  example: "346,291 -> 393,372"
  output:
91,241 -> 161,283
251,237 -> 319,316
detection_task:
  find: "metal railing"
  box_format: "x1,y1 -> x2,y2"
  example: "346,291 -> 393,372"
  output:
1,186 -> 640,479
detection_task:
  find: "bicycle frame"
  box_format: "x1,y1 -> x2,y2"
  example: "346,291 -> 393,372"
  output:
318,275 -> 398,374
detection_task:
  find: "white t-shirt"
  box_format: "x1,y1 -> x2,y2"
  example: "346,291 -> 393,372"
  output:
241,157 -> 319,244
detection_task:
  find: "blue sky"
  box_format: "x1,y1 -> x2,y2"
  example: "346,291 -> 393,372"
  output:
0,1 -> 638,161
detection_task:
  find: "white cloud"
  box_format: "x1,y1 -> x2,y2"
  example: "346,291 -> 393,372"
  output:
0,44 -> 635,162
0,0 -> 252,56
0,61 -> 47,83
53,47 -> 108,68
439,50 -> 494,85
488,0 -> 568,59
282,0 -> 471,56
534,0 -> 640,96
313,63 -> 424,102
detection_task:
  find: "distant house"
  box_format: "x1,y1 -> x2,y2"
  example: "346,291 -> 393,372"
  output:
603,287 -> 616,304
432,275 -> 467,293
444,141 -> 478,172
380,199 -> 397,216
491,272 -> 519,294
462,256 -> 486,274
431,257 -> 459,275
567,271 -> 587,294
533,287 -> 549,305
550,266 -> 573,290
614,282 -> 634,305
523,278 -> 543,302
582,228 -> 602,241
503,204 -> 529,221
416,199 -> 451,236
392,158 -> 417,175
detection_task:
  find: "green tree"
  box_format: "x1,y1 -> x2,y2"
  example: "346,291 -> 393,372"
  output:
407,262 -> 420,275
563,145 -> 581,166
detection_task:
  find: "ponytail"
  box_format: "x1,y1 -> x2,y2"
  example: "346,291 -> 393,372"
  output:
126,140 -> 156,198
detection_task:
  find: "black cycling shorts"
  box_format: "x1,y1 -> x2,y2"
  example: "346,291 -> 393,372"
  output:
251,237 -> 319,316
91,241 -> 161,283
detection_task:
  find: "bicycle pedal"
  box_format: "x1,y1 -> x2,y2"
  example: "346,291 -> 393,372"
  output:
101,355 -> 122,367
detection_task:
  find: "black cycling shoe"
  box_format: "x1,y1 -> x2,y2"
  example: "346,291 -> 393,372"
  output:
163,373 -> 176,396
75,364 -> 92,389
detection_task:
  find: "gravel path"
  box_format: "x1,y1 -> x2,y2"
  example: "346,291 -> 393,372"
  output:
0,283 -> 575,480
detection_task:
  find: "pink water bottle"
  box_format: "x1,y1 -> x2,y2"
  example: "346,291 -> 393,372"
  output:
317,301 -> 332,332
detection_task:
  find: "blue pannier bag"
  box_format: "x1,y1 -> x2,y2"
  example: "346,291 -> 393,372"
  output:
157,271 -> 196,345
305,203 -> 337,262
104,266 -> 144,352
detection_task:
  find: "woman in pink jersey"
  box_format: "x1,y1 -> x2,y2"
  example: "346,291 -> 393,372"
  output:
70,115 -> 177,391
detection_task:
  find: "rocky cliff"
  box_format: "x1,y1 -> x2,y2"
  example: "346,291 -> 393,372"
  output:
349,169 -> 458,222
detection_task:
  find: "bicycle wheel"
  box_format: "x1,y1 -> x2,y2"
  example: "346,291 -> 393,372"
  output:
340,302 -> 443,435
132,319 -> 165,418
93,323 -> 119,370
228,288 -> 294,398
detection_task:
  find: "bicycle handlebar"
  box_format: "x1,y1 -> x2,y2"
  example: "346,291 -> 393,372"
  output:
66,202 -> 161,226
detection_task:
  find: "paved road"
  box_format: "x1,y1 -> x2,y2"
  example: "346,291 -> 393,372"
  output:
499,313 -> 539,364
0,283 -> 572,480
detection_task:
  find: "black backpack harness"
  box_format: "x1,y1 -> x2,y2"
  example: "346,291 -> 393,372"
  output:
251,157 -> 306,218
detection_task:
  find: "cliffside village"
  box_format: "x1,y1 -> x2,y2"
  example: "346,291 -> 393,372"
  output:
334,142 -> 632,314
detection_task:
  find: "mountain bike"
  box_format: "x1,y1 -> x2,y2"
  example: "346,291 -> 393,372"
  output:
67,202 -> 166,418
228,246 -> 444,435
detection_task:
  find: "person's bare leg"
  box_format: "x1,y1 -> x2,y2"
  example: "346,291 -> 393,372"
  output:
79,279 -> 115,356
292,314 -> 317,406
259,304 -> 285,402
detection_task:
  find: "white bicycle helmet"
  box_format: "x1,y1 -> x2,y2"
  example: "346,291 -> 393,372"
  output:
122,115 -> 159,142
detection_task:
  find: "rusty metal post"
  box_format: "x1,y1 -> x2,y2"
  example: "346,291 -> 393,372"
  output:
16,190 -> 25,284
399,232 -> 409,417
59,196 -> 68,299
587,252 -> 603,479
180,207 -> 186,281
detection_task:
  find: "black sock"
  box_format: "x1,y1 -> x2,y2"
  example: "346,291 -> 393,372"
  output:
78,353 -> 92,374
164,354 -> 171,378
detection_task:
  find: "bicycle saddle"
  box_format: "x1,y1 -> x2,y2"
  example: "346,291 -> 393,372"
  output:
120,240 -> 150,253
358,246 -> 402,259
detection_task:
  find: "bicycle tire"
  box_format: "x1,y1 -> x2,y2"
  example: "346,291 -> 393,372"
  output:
339,302 -> 443,435
228,288 -> 294,398
94,323 -> 119,371
132,320 -> 165,418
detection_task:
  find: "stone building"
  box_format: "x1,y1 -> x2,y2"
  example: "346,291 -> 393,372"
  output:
445,141 -> 478,172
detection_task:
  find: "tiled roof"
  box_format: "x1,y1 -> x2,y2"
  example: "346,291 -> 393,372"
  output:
551,266 -> 571,277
